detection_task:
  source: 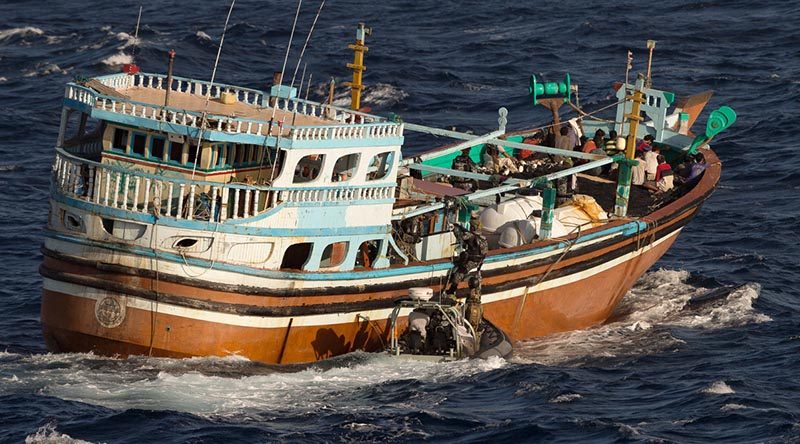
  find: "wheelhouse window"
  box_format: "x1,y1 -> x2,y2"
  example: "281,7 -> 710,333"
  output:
216,144 -> 232,168
293,154 -> 324,183
131,133 -> 147,157
186,144 -> 198,166
319,241 -> 349,268
280,242 -> 313,270
168,141 -> 183,164
111,128 -> 129,152
355,240 -> 380,269
331,153 -> 360,182
150,137 -> 165,161
367,151 -> 394,181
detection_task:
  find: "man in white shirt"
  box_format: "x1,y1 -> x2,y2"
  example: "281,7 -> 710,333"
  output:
632,151 -> 646,185
644,145 -> 660,181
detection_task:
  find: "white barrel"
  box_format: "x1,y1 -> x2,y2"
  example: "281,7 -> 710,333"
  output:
408,287 -> 434,301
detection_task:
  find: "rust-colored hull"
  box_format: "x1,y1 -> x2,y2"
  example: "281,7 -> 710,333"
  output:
40,150 -> 720,364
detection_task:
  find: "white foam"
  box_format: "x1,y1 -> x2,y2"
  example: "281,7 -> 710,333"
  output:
2,352 -> 506,417
550,393 -> 582,403
702,380 -> 735,395
512,269 -> 768,366
114,31 -> 139,49
330,83 -> 408,107
23,63 -> 70,77
101,53 -> 133,67
0,27 -> 44,42
196,31 -> 212,41
24,423 -> 93,444
721,403 -> 747,411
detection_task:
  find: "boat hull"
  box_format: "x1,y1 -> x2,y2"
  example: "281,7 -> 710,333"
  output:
40,147 -> 719,364
40,205 -> 690,364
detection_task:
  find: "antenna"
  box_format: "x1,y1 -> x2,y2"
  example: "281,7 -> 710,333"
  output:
292,63 -> 307,126
270,0 -> 303,121
132,6 -> 143,64
645,40 -> 656,88
305,72 -> 313,101
289,0 -> 326,90
190,0 -> 236,180
257,0 -> 303,184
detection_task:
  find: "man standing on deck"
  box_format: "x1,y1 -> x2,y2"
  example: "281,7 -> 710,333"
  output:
451,148 -> 479,191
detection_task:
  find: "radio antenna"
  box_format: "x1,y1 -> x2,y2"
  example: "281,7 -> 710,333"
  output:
270,0 -> 303,121
131,5 -> 143,64
290,0 -> 325,90
190,0 -> 236,180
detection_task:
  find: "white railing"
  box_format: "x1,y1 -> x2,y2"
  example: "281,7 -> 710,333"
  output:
276,185 -> 394,203
52,150 -> 396,224
53,151 -> 271,222
127,73 -> 266,107
65,84 -> 97,107
291,123 -> 404,141
94,73 -> 133,90
65,80 -> 401,142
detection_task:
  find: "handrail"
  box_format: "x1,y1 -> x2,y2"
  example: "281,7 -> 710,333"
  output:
65,79 -> 403,142
52,148 -> 395,224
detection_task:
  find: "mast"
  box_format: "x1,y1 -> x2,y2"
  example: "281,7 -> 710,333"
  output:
613,75 -> 646,218
344,22 -> 371,111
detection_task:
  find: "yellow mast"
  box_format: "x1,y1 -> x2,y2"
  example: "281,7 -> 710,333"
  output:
344,23 -> 371,110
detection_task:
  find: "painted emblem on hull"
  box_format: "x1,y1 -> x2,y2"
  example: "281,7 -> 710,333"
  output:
95,295 -> 126,328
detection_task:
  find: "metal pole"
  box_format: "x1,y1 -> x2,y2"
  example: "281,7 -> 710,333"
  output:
645,40 -> 656,88
539,186 -> 556,240
163,49 -> 176,108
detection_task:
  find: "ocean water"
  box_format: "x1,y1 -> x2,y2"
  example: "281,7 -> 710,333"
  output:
1,0 -> 799,442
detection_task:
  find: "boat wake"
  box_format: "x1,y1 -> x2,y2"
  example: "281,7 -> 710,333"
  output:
0,349 -> 507,418
512,269 -> 768,366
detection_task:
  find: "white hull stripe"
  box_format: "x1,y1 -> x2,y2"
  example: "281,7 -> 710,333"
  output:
43,229 -> 680,329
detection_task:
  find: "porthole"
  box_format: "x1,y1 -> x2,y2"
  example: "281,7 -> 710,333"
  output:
174,238 -> 198,249
61,210 -> 85,232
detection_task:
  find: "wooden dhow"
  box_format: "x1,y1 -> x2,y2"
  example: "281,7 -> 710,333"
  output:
40,29 -> 735,364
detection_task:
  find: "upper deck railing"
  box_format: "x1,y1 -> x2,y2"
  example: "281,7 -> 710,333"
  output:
52,149 -> 396,225
65,74 -> 403,145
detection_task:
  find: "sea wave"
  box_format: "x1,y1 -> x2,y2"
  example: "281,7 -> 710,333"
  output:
100,52 -> 133,67
0,26 -> 44,42
512,269 -> 768,366
23,63 -> 71,78
24,422 -> 93,444
702,380 -> 735,395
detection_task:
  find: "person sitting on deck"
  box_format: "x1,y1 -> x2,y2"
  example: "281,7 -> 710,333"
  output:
631,150 -> 646,186
644,145 -> 660,181
583,129 -> 606,154
516,131 -> 544,160
482,144 -> 519,174
688,152 -> 707,181
555,126 -> 573,151
637,134 -> 655,153
655,154 -> 674,192
450,147 -> 478,191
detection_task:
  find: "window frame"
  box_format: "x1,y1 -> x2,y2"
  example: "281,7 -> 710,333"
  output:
111,127 -> 129,153
130,132 -> 148,158
150,136 -> 166,161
